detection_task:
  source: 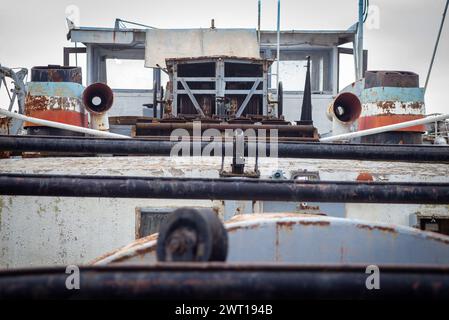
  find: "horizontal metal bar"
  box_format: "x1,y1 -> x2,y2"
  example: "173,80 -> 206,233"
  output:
176,77 -> 264,82
1,264 -> 449,299
177,90 -> 216,94
177,77 -> 216,82
1,174 -> 448,204
224,77 -> 263,82
0,109 -> 130,139
1,135 -> 448,163
321,114 -> 449,142
177,90 -> 263,94
134,122 -> 315,132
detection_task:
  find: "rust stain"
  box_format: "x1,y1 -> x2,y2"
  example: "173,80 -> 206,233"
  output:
226,223 -> 260,233
227,213 -> 315,223
47,69 -> 63,82
356,224 -> 398,234
0,117 -> 11,134
298,220 -> 330,227
277,221 -> 296,231
25,94 -> 80,112
25,94 -> 49,112
356,172 -> 374,182
408,101 -> 422,110
134,246 -> 157,257
375,101 -> 424,115
90,233 -> 159,264
166,55 -> 270,64
277,220 -> 330,231
0,151 -> 11,159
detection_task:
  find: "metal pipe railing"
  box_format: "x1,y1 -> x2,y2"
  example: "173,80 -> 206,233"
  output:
0,109 -> 130,139
1,174 -> 448,204
1,265 -> 449,299
320,114 -> 449,142
1,135 -> 448,162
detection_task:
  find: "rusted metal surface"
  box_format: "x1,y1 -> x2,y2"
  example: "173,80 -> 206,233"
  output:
1,156 -> 448,268
329,92 -> 362,124
162,55 -> 277,130
25,95 -> 81,112
31,65 -> 82,84
136,122 -> 314,132
5,153 -> 447,178
24,96 -> 87,128
82,83 -> 114,114
93,214 -> 449,267
24,75 -> 88,130
364,71 -> 419,89
359,71 -> 426,143
166,55 -> 272,65
81,82 -> 114,131
135,122 -> 318,140
1,174 -> 449,204
0,119 -> 11,157
0,117 -> 11,135
109,116 -> 153,125
1,135 -> 449,162
1,264 -> 449,299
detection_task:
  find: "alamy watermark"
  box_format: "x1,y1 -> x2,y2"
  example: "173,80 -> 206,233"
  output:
365,265 -> 380,290
65,265 -> 80,290
65,5 -> 81,27
169,121 -> 279,166
365,4 -> 381,30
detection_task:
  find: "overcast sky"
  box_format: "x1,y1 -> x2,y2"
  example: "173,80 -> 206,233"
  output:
0,0 -> 447,113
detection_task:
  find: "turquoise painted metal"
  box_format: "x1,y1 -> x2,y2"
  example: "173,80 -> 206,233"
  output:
26,82 -> 84,99
361,87 -> 424,104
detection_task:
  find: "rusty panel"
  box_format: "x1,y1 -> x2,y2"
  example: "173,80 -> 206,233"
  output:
0,117 -> 11,135
364,71 -> 419,89
24,81 -> 87,128
93,214 -> 449,266
31,66 -> 82,84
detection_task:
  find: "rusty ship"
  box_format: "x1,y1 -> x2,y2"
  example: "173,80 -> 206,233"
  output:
0,0 -> 449,299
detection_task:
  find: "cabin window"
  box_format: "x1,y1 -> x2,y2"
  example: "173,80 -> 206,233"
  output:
419,217 -> 449,236
268,49 -> 332,93
106,59 -> 153,90
135,207 -> 174,239
135,206 -> 215,239
273,60 -> 309,91
338,50 -> 356,91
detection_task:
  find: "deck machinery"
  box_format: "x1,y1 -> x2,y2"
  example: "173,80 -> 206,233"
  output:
136,55 -> 318,141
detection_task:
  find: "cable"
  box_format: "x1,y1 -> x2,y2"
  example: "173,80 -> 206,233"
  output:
425,0 -> 449,92
363,0 -> 369,23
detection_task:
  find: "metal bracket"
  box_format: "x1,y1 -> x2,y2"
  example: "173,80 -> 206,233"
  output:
235,79 -> 261,117
0,65 -> 28,115
219,131 -> 260,178
179,78 -> 205,117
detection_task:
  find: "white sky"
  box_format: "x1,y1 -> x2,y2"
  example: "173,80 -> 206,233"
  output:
0,0 -> 448,113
